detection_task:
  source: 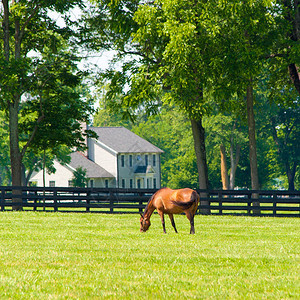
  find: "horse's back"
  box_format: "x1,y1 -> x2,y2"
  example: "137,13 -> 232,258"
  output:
153,188 -> 199,213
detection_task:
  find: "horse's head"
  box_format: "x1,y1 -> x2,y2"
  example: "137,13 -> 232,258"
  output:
140,214 -> 151,232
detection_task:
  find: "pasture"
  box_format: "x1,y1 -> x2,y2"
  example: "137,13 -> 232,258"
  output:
0,212 -> 299,299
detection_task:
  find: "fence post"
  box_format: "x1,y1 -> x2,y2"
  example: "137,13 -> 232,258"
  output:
218,191 -> 223,215
273,192 -> 277,216
1,189 -> 4,211
247,193 -> 252,215
110,191 -> 114,213
139,192 -> 144,214
53,190 -> 57,212
33,191 -> 37,211
86,191 -> 90,213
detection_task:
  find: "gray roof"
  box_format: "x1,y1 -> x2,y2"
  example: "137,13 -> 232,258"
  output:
69,152 -> 114,178
90,127 -> 163,154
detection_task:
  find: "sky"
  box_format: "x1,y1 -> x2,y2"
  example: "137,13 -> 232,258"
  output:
48,6 -> 116,112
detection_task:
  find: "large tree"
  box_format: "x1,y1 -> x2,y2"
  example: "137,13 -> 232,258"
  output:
0,1 -> 97,210
0,1 -> 94,190
82,0 -> 215,184
280,0 -> 300,95
210,0 -> 281,190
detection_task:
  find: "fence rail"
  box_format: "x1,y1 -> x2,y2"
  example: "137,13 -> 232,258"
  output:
1,186 -> 299,217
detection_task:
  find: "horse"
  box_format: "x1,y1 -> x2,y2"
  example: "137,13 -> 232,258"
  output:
140,188 -> 200,234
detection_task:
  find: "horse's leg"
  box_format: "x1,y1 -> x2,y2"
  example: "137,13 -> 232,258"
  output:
168,214 -> 178,233
190,215 -> 195,234
158,210 -> 166,233
185,211 -> 195,234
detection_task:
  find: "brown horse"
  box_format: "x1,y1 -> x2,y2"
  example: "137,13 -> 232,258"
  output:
140,188 -> 200,234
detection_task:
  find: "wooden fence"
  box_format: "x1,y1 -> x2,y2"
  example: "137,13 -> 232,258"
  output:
0,186 -> 299,217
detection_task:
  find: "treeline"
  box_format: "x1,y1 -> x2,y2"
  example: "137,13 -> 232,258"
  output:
94,100 -> 299,190
0,1 -> 299,195
88,0 -> 299,190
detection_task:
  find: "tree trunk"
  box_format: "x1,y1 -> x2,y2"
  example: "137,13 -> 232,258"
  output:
287,162 -> 297,191
288,63 -> 300,94
283,0 -> 300,94
3,0 -> 23,209
229,143 -> 241,190
220,144 -> 229,190
9,101 -> 23,210
246,82 -> 259,190
190,118 -> 210,214
246,81 -> 260,213
270,119 -> 297,191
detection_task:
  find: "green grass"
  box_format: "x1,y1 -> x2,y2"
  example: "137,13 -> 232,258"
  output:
0,212 -> 299,299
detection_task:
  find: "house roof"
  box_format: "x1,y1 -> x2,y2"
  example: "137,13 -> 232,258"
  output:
69,152 -> 114,178
90,126 -> 163,154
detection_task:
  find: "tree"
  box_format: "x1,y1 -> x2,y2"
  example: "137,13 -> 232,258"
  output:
0,0 -> 94,194
279,0 -> 300,95
71,167 -> 88,188
264,88 -> 300,190
210,0 -> 281,190
81,1 -> 216,208
0,110 -> 11,185
204,113 -> 248,190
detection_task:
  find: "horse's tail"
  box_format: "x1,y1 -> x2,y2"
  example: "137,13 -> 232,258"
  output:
172,190 -> 199,209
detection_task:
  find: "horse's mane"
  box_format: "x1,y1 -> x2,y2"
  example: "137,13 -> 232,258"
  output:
143,193 -> 155,217
143,188 -> 167,217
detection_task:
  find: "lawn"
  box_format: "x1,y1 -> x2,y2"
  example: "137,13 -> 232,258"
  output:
0,212 -> 299,299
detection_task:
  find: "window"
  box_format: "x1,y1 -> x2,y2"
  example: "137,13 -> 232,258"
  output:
122,179 -> 125,188
121,155 -> 125,167
105,180 -> 109,188
153,178 -> 157,189
68,180 -> 73,187
130,179 -> 133,188
129,155 -> 133,167
145,155 -> 148,166
90,180 -> 94,188
153,154 -> 156,167
137,179 -> 141,189
49,181 -> 55,187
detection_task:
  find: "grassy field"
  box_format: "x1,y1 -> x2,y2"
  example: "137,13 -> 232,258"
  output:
0,212 -> 299,299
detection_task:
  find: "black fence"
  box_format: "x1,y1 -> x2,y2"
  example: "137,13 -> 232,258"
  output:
1,186 -> 299,217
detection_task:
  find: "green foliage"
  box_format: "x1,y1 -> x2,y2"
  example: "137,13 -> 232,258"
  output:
0,111 -> 11,185
133,106 -> 198,189
85,0 -> 299,190
71,167 -> 88,187
0,0 -> 96,186
0,213 -> 299,298
204,112 -> 249,189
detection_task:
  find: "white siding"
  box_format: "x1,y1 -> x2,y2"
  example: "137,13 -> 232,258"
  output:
29,161 -> 74,187
92,140 -> 118,177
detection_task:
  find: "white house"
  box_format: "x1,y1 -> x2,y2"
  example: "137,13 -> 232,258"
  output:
29,126 -> 163,189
